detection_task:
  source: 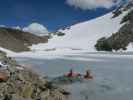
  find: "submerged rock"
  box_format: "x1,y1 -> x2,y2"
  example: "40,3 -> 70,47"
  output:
0,51 -> 66,100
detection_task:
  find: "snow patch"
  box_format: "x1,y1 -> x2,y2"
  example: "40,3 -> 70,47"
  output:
30,10 -> 129,53
126,43 -> 133,51
0,47 -> 16,56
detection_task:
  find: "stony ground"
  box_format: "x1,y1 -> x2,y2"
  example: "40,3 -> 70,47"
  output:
0,51 -> 66,100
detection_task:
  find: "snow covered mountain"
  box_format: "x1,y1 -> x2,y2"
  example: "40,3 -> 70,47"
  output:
95,1 -> 133,51
1,1 -> 132,56
30,5 -> 130,52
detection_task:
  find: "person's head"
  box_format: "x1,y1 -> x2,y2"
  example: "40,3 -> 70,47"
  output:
86,70 -> 90,72
86,70 -> 90,75
70,69 -> 73,72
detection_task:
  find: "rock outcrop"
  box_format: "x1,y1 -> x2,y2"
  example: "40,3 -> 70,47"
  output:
95,1 -> 133,51
0,51 -> 66,100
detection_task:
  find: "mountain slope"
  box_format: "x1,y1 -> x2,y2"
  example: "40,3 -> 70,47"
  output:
0,27 -> 48,52
95,1 -> 133,51
31,8 -> 129,52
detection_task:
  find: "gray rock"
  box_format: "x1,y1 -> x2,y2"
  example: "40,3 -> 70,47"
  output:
0,51 -> 66,100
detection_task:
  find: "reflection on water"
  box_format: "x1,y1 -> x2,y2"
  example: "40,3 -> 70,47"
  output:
16,53 -> 133,100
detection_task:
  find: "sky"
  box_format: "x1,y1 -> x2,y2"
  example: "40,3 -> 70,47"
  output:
0,0 -> 126,31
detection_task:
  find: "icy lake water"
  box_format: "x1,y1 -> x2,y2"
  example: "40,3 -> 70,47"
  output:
16,52 -> 133,100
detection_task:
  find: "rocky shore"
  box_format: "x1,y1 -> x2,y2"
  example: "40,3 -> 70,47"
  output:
0,51 -> 67,100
